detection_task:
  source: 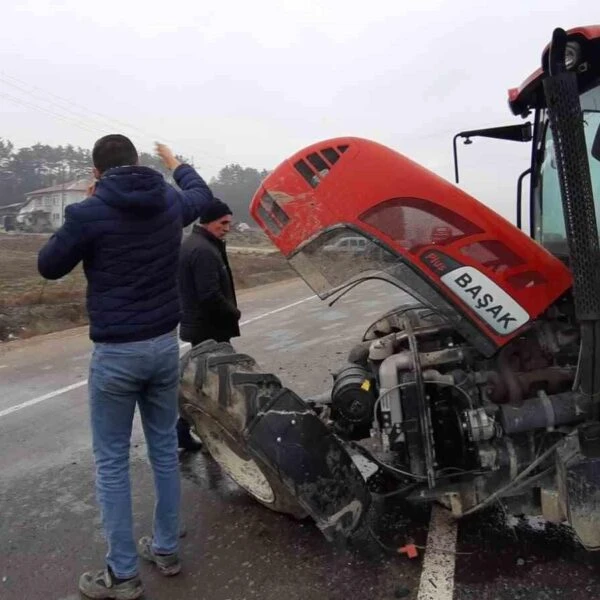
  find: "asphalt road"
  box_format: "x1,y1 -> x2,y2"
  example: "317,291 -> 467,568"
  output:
2,277 -> 600,600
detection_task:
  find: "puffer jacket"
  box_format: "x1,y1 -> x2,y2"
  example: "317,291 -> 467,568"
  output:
37,164 -> 212,343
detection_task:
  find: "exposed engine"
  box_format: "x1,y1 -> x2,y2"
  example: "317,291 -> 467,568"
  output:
326,300 -> 586,514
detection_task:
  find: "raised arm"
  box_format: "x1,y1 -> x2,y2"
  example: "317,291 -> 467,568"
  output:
155,142 -> 213,226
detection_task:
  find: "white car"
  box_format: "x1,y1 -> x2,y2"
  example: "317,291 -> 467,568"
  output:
323,236 -> 367,254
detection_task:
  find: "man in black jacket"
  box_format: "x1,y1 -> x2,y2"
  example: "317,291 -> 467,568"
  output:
179,199 -> 240,344
176,199 -> 241,449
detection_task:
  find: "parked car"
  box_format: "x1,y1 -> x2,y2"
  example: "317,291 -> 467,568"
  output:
323,236 -> 368,254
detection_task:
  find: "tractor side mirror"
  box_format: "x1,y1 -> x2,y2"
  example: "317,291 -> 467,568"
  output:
452,122 -> 532,183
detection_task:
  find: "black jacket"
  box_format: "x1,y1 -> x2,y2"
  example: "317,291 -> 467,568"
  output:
37,165 -> 212,343
178,225 -> 240,343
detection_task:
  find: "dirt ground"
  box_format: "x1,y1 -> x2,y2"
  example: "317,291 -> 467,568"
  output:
0,232 -> 295,341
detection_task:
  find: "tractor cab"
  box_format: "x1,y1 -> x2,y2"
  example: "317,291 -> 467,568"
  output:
455,25 -> 600,258
520,32 -> 600,259
534,84 -> 600,257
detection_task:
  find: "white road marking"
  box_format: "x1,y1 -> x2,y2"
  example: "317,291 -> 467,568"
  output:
239,295 -> 315,326
0,295 -> 317,421
0,380 -> 88,419
417,504 -> 458,600
0,364 -> 7,369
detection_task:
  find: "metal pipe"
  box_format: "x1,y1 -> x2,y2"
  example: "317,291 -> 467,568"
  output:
500,391 -> 590,434
516,167 -> 532,230
453,133 -> 461,183
378,352 -> 413,426
543,28 -> 600,417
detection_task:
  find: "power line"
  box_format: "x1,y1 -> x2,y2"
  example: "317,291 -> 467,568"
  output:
0,90 -> 106,136
0,75 -> 142,143
0,71 -> 166,146
0,71 -> 233,166
3,69 -> 461,173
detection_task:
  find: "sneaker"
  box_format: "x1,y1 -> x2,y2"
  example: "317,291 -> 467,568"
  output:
78,566 -> 143,600
138,536 -> 181,576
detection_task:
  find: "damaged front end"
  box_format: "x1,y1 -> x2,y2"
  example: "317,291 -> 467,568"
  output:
179,27 -> 600,552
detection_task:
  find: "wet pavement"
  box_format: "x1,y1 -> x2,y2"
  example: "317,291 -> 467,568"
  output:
2,277 -> 600,599
0,442 -> 420,600
454,509 -> 600,599
0,279 -> 422,600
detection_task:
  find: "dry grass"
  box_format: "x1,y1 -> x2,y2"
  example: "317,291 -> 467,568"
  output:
0,232 -> 295,340
0,234 -> 86,309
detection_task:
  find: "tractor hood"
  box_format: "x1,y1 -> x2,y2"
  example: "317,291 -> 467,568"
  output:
249,137 -> 572,356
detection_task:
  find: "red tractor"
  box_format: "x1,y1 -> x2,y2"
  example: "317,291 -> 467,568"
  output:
180,26 -> 600,550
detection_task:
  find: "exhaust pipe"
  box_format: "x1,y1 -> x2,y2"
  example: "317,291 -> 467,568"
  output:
542,28 -> 600,418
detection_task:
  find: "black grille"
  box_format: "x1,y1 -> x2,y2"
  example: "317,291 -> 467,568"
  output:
321,147 -> 340,165
307,152 -> 329,172
294,159 -> 318,188
261,192 -> 289,226
294,146 -> 350,188
256,203 -> 281,234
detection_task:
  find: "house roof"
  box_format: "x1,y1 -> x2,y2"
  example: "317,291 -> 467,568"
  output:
26,178 -> 92,196
0,202 -> 25,210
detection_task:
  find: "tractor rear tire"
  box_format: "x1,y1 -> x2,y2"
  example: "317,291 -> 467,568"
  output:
179,340 -> 308,519
188,407 -> 308,519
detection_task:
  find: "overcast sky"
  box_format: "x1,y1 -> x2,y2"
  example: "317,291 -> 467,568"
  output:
1,1 -> 597,223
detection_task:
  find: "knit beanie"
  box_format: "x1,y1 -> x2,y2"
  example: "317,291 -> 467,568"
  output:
200,198 -> 233,224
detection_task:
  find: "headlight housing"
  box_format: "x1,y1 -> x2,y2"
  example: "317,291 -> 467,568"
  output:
565,41 -> 582,70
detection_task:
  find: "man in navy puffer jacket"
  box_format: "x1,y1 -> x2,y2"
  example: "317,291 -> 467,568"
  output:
38,135 -> 212,599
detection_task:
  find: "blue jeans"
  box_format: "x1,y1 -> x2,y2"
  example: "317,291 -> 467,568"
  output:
89,331 -> 181,578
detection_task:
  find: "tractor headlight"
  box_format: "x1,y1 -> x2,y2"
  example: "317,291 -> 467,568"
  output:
565,41 -> 581,70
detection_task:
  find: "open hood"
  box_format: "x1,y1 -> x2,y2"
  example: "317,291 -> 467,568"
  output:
249,137 -> 572,356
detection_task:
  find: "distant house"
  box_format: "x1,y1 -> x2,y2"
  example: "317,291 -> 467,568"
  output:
17,178 -> 92,231
0,202 -> 24,231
